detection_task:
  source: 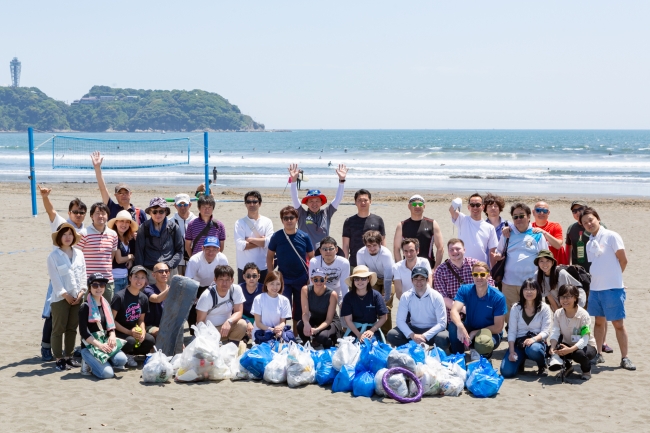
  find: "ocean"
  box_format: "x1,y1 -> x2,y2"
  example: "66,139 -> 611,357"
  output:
1,130 -> 649,196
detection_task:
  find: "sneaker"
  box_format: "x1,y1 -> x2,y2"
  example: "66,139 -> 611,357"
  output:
470,349 -> 481,362
591,353 -> 605,365
126,355 -> 138,368
41,347 -> 53,362
537,366 -> 548,377
66,358 -> 81,368
55,359 -> 70,371
602,343 -> 614,354
580,371 -> 592,380
563,364 -> 574,377
620,357 -> 636,371
80,359 -> 91,376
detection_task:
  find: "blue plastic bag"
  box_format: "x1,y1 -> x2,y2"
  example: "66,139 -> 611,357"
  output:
240,343 -> 274,379
313,348 -> 337,386
466,357 -> 504,398
355,339 -> 373,374
429,345 -> 448,363
367,342 -> 393,374
442,353 -> 466,371
332,365 -> 355,393
352,370 -> 375,397
397,341 -> 426,364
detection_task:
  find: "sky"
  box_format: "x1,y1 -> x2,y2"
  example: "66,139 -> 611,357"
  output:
1,1 -> 649,129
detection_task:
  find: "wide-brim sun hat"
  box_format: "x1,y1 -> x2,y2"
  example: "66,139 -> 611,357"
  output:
345,265 -> 378,287
301,189 -> 328,205
51,222 -> 81,247
107,209 -> 138,233
534,249 -> 557,266
145,197 -> 170,216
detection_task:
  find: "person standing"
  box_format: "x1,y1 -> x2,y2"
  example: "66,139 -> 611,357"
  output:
185,195 -> 227,257
449,193 -> 498,265
107,210 -> 137,293
483,193 -> 508,240
212,166 -> 217,183
342,189 -> 386,268
392,238 -> 432,299
531,201 -> 564,262
170,193 -> 197,276
580,208 -> 635,370
234,190 -> 274,283
393,194 -> 444,269
289,163 -> 347,250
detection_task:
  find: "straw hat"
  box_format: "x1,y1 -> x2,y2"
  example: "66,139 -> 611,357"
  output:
51,222 -> 81,247
345,265 -> 378,287
107,210 -> 138,233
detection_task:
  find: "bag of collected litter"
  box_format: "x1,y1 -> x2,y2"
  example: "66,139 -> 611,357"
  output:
387,351 -> 416,373
331,364 -> 355,393
207,342 -> 239,380
415,362 -> 443,396
442,353 -> 466,371
385,372 -> 409,398
366,341 -> 393,374
439,373 -> 464,396
374,368 -> 388,396
429,345 -> 448,363
313,348 -> 337,386
230,354 -> 257,381
240,342 -> 274,379
264,347 -> 289,383
397,341 -> 426,364
287,343 -> 316,388
466,357 -> 504,398
142,349 -> 173,383
332,337 -> 360,371
176,322 -> 221,382
352,370 -> 375,397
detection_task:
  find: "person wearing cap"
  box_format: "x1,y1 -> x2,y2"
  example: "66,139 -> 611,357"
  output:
449,193 -> 498,265
288,163 -> 347,251
111,266 -> 155,367
47,223 -> 87,371
78,273 -> 128,378
531,201 -> 564,263
449,261 -> 507,359
234,190 -> 274,284
185,194 -> 227,258
134,197 -> 184,281
500,278 -> 553,378
386,267 -> 449,350
37,184 -> 87,362
392,194 -> 444,269
534,249 -> 586,311
308,236 -> 350,305
91,151 -> 146,224
78,202 -> 119,303
341,266 -> 388,342
392,238 -> 432,300
170,193 -> 197,276
143,262 -> 171,339
483,193 -> 508,240
186,236 -> 229,329
107,210 -> 137,293
297,268 -> 342,349
342,189 -> 386,268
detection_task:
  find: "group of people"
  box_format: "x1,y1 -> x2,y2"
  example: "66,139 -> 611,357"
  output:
40,154 -> 635,381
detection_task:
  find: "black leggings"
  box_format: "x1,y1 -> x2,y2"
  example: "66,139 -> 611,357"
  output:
116,331 -> 156,355
42,317 -> 53,347
296,318 -> 341,349
562,345 -> 597,373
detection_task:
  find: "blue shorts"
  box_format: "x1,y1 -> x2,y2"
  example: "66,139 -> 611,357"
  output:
587,289 -> 626,321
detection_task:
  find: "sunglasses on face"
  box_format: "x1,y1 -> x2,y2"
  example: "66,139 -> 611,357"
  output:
472,272 -> 488,278
312,277 -> 326,283
282,216 -> 296,221
71,210 -> 86,215
245,274 -> 259,279
571,207 -> 585,214
534,208 -> 549,214
512,214 -> 527,220
469,203 -> 482,208
90,282 -> 106,289
410,202 -> 424,207
245,200 -> 259,205
354,277 -> 369,281
155,269 -> 170,274
176,203 -> 189,207
150,209 -> 166,215
321,247 -> 336,252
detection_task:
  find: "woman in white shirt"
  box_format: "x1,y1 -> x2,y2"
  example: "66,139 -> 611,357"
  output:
251,271 -> 294,344
47,223 -> 87,371
534,250 -> 586,311
500,278 -> 552,378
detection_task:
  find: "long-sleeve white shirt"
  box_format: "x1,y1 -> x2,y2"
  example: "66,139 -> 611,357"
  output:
47,247 -> 87,303
396,287 -> 447,341
233,214 -> 274,271
291,181 -> 344,248
507,302 -> 553,341
356,245 -> 394,298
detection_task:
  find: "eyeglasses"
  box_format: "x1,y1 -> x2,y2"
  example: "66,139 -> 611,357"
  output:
523,287 -> 537,292
176,203 -> 189,207
571,207 -> 585,214
410,202 -> 424,207
471,272 -> 488,278
312,277 -> 326,283
321,247 -> 336,252
245,200 -> 260,205
71,210 -> 86,215
559,295 -> 575,300
150,209 -> 166,215
469,203 -> 482,208
534,208 -> 549,214
155,269 -> 170,274
90,282 -> 107,288
354,277 -> 369,281
512,214 -> 527,220
282,216 -> 296,221
245,274 -> 259,279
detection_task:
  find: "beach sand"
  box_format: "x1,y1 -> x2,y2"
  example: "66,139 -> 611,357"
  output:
0,182 -> 648,432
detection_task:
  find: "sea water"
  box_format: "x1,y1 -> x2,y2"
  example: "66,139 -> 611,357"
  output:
1,130 -> 648,196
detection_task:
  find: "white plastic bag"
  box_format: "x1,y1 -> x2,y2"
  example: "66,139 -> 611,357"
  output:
176,322 -> 221,382
332,337 -> 360,371
142,350 -> 174,383
230,354 -> 257,381
386,373 -> 409,398
447,362 -> 467,383
263,348 -> 289,383
415,363 -> 443,396
374,368 -> 388,396
440,374 -> 464,396
209,342 -> 240,380
286,344 -> 315,388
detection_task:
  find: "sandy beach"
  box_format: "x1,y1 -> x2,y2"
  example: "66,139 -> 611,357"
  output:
1,181 -> 648,432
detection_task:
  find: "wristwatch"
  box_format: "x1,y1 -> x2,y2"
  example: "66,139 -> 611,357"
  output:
227,319 -> 233,325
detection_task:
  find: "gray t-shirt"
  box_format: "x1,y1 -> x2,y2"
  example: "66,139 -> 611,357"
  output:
536,269 -> 586,307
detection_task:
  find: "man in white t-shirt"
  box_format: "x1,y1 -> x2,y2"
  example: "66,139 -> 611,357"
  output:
234,190 -> 274,284
186,236 -> 229,287
393,238 -> 432,299
170,193 -> 196,276
309,236 -> 350,303
196,265 -> 248,344
449,193 -> 498,265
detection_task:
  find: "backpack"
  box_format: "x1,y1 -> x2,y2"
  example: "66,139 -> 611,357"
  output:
558,264 -> 591,299
207,284 -> 235,314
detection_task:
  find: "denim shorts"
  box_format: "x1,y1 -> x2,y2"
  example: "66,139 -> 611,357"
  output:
587,289 -> 626,321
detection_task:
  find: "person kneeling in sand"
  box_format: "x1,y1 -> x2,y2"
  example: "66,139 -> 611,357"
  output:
143,262 -> 171,339
448,262 -> 506,360
196,265 -> 248,345
251,271 -> 295,344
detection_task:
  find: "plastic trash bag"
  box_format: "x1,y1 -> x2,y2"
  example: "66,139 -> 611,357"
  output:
313,348 -> 337,387
230,354 -> 257,381
142,350 -> 174,383
387,351 -> 416,373
208,342 -> 240,380
287,344 -> 316,388
352,370 -> 375,397
264,348 -> 289,383
176,322 -> 222,381
240,342 -> 274,379
429,345 -> 448,363
385,373 -> 409,398
374,368 -> 388,396
397,341 -> 426,364
332,337 -> 360,371
415,363 -> 443,396
332,364 -> 355,393
466,357 -> 504,398
367,342 -> 394,374
440,374 -> 464,397
442,353 -> 466,371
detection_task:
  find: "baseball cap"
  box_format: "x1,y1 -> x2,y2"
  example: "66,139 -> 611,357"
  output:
115,183 -> 132,193
130,265 -> 148,276
570,200 -> 587,209
203,236 -> 220,248
175,193 -> 191,205
411,266 -> 429,279
87,273 -> 109,286
409,194 -> 425,203
473,328 -> 494,355
311,268 -> 326,278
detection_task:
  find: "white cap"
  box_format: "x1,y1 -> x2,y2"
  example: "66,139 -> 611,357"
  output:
409,194 -> 425,203
174,193 -> 191,205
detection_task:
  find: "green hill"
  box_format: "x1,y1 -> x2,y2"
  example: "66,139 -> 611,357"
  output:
0,85 -> 264,132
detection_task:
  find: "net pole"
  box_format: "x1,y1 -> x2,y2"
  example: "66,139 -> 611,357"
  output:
28,127 -> 38,217
204,132 -> 210,195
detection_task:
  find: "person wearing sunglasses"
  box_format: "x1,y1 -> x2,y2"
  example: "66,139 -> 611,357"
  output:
448,193 -> 498,266
134,197 -> 184,283
297,268 -> 342,349
449,262 -> 506,360
143,262 -> 171,340
531,201 -> 564,262
37,184 -> 87,362
234,190 -> 274,284
170,193 -> 197,276
288,163 -> 347,252
500,279 -> 553,378
493,203 -> 548,324
308,237 -> 350,306
341,266 -> 388,343
267,206 -> 315,332
393,194 -> 444,270
239,262 -> 264,340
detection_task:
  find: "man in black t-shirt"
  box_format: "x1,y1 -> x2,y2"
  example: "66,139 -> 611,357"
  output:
342,189 -> 386,268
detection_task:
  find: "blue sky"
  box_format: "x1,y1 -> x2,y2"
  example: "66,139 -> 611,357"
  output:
1,1 -> 648,129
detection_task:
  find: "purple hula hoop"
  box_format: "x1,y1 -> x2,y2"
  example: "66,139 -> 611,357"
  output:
382,367 -> 423,403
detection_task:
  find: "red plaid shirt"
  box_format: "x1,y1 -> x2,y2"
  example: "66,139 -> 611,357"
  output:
433,257 -> 495,322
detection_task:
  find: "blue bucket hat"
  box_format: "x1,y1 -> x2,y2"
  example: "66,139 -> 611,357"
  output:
301,189 -> 327,205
